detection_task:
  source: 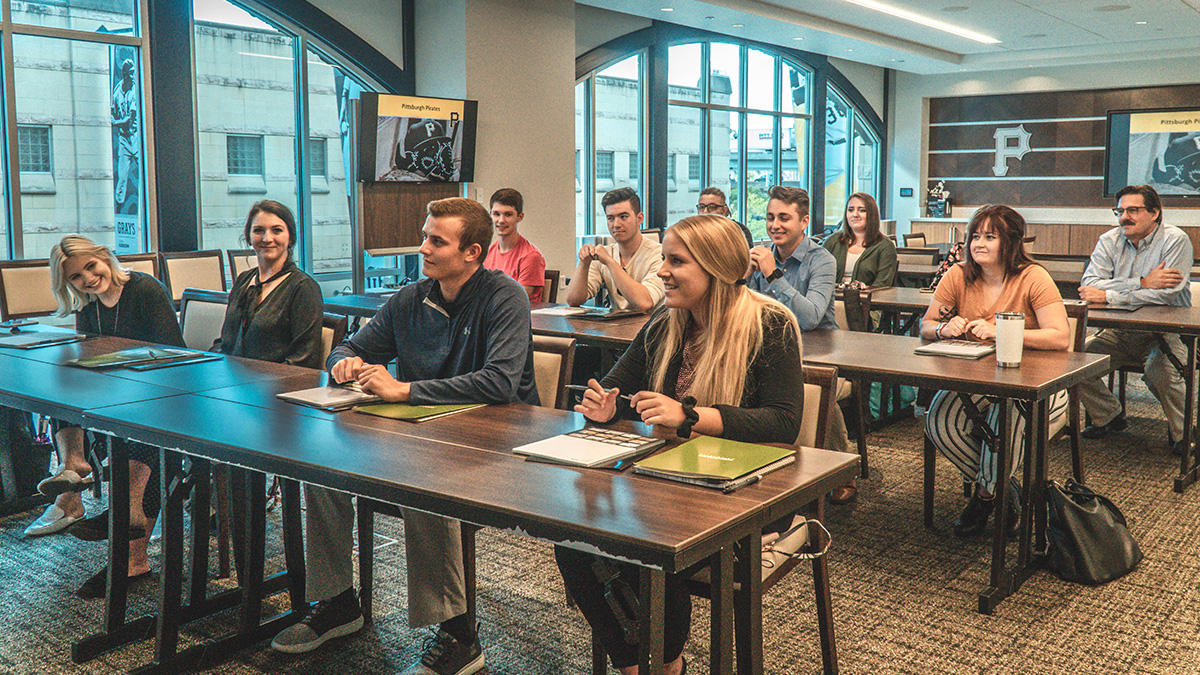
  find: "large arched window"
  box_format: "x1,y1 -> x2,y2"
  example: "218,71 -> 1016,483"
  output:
576,25 -> 884,241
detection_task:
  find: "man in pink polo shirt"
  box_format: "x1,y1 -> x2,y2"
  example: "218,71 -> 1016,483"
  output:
483,188 -> 547,302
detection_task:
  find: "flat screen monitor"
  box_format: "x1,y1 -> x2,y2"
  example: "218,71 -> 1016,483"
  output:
358,93 -> 478,183
1105,107 -> 1200,197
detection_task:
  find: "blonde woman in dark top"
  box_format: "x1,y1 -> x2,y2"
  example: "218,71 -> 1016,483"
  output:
32,235 -> 184,598
557,215 -> 802,675
213,200 -> 324,368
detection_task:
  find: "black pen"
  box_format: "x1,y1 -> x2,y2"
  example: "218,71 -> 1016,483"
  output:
564,383 -> 634,402
722,474 -> 762,494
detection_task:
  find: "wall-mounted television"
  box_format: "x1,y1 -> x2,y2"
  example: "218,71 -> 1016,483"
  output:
1105,106 -> 1200,197
358,93 -> 478,183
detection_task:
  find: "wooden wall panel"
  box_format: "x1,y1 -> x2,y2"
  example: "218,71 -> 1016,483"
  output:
361,182 -> 461,254
1024,223 -> 1070,255
1070,225 -> 1113,257
926,84 -> 1200,210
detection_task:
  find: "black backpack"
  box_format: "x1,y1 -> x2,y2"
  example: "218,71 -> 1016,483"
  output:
0,408 -> 53,503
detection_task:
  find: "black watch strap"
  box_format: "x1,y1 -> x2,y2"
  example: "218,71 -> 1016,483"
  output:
766,268 -> 784,282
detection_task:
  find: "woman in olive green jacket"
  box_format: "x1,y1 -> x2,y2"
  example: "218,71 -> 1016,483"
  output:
822,193 -> 897,287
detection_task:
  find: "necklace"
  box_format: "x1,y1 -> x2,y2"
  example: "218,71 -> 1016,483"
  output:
95,300 -> 120,336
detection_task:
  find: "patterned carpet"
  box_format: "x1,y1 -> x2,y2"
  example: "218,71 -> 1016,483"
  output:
2,379 -> 1199,674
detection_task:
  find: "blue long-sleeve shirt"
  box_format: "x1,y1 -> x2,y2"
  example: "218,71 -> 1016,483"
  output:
1081,223 -> 1192,307
327,266 -> 539,405
747,237 -> 839,331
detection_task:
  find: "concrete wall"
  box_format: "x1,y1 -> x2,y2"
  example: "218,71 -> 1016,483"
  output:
889,57 -> 1200,234
575,4 -> 651,58
308,0 -> 407,71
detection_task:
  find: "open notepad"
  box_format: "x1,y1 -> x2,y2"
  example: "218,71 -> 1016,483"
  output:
0,332 -> 86,349
513,427 -> 666,469
276,384 -> 382,411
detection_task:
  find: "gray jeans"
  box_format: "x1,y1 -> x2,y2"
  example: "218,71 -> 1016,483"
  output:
1076,329 -> 1187,443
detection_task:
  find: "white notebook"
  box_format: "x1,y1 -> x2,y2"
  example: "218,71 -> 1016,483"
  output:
513,427 -> 666,468
914,339 -> 996,360
276,384 -> 382,411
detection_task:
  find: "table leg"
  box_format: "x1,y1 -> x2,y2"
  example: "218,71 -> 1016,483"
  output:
810,500 -> 839,675
72,437 -> 156,663
709,547 -> 734,675
980,399 -> 1012,615
1175,335 -> 1199,492
735,533 -> 764,675
153,448 -> 187,664
637,566 -> 666,675
279,478 -> 306,610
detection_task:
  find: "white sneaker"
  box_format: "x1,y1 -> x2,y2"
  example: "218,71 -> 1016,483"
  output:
24,504 -> 82,537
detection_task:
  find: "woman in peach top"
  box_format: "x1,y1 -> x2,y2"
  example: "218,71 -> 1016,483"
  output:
919,205 -> 1070,538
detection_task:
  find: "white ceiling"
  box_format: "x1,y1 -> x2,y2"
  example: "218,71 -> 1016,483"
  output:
581,0 -> 1200,74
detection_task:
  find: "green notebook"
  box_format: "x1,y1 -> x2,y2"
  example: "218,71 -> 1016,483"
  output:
353,402 -> 485,422
633,436 -> 795,488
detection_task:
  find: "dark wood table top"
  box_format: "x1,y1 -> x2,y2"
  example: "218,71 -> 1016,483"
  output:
867,286 -> 936,312
802,329 -> 1110,400
322,293 -> 390,319
529,303 -> 649,348
84,394 -> 857,571
1087,303 -> 1200,336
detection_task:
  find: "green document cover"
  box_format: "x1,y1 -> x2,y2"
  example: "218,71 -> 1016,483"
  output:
353,402 -> 485,422
633,436 -> 795,483
69,346 -> 202,369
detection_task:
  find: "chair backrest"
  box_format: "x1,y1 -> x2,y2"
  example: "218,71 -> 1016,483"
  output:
639,228 -> 663,244
1063,301 -> 1088,354
178,289 -> 230,351
531,334 -> 576,410
0,259 -> 56,320
798,364 -> 838,449
902,232 -> 926,248
834,287 -> 872,332
321,313 -> 348,364
543,269 -> 560,304
117,253 -> 162,280
895,247 -> 940,266
227,249 -> 257,281
162,250 -> 226,304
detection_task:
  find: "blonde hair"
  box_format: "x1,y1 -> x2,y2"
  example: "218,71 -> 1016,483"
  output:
49,235 -> 130,317
649,215 -> 800,406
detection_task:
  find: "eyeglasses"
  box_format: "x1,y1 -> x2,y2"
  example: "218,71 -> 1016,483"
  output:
1113,206 -> 1147,217
697,203 -> 727,213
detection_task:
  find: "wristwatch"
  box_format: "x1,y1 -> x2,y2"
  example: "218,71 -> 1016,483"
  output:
766,268 -> 784,283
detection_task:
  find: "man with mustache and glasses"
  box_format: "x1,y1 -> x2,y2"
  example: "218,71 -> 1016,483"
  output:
1077,184 -> 1193,454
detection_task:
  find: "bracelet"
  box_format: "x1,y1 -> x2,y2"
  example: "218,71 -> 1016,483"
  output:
678,395 -> 699,439
935,322 -> 946,340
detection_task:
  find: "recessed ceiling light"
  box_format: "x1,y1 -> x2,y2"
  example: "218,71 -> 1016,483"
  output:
1095,4 -> 1131,11
793,36 -> 804,40
942,5 -> 969,11
1135,20 -> 1147,24
1024,33 -> 1047,38
704,15 -> 714,20
835,0 -> 999,44
845,48 -> 854,52
732,23 -> 743,27
660,7 -> 673,11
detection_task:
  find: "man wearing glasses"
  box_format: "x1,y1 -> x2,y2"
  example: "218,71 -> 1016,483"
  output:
697,187 -> 755,250
1077,184 -> 1193,453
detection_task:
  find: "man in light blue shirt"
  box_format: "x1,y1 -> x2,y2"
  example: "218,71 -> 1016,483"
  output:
746,185 -> 838,331
1077,184 -> 1192,451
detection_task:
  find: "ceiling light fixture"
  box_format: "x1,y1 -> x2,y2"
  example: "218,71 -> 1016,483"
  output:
660,7 -> 673,11
793,36 -> 804,40
835,0 -> 999,44
732,23 -> 743,27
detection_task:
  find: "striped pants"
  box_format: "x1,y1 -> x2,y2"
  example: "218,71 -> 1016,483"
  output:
925,389 -> 1069,495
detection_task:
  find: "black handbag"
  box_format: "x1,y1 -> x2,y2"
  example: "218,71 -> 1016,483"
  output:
1044,479 -> 1143,585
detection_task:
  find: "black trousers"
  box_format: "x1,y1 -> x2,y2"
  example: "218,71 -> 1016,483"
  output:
555,545 -> 691,669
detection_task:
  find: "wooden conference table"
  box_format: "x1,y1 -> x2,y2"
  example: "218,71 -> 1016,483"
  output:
0,335 -> 857,675
871,285 -> 1200,493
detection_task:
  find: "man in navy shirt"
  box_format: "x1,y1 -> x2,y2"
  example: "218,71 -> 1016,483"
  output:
272,197 -> 537,675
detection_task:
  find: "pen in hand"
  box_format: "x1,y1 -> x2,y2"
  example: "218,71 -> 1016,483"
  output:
564,383 -> 633,402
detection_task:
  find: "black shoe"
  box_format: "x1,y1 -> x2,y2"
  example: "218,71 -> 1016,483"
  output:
271,588 -> 364,653
1082,412 -> 1127,439
67,510 -> 147,542
999,481 -> 1022,540
401,627 -> 485,675
75,566 -> 152,599
953,490 -> 995,537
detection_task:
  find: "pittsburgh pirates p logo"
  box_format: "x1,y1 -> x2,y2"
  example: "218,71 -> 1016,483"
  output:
993,125 -> 1031,177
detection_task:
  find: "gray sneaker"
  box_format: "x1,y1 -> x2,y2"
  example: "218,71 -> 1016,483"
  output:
401,628 -> 484,675
271,589 -> 364,653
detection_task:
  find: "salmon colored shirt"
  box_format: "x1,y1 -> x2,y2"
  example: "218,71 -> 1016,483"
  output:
932,263 -> 1062,340
484,235 -> 546,302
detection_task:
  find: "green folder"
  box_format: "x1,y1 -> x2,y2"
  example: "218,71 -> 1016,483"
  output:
633,436 -> 795,487
69,346 -> 203,369
353,402 -> 485,422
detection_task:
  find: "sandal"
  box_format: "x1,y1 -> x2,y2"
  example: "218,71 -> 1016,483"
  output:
37,469 -> 94,496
